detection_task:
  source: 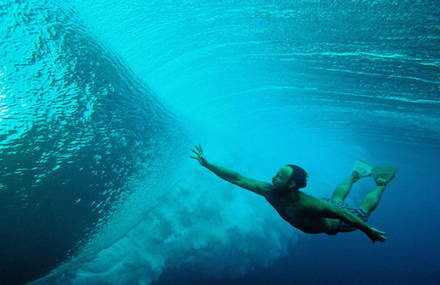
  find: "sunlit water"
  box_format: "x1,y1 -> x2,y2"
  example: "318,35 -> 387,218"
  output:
0,0 -> 439,284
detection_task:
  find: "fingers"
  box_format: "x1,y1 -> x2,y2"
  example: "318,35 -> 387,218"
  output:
190,145 -> 204,164
192,145 -> 203,153
196,144 -> 203,154
369,228 -> 387,243
377,233 -> 387,242
191,145 -> 204,159
371,227 -> 386,235
374,228 -> 385,234
375,234 -> 387,243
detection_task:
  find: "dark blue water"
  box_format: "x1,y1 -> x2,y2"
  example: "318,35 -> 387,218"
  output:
0,0 -> 438,284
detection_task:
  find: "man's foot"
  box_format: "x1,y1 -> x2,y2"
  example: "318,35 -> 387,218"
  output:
352,159 -> 374,180
373,166 -> 398,186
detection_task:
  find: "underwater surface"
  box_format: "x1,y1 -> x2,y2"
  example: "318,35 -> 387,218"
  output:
0,0 -> 439,284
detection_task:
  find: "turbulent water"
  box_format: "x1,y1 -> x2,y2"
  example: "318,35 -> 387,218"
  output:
0,0 -> 439,284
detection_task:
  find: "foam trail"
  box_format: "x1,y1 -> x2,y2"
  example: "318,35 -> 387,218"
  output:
32,157 -> 298,284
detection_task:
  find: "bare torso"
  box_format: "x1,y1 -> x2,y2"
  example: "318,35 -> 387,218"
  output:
265,189 -> 339,235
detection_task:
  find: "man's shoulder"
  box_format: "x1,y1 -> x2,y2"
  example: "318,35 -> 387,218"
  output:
297,191 -> 319,202
234,176 -> 273,196
259,182 -> 275,197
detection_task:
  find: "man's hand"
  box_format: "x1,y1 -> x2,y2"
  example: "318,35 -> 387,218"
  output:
190,144 -> 208,167
367,227 -> 387,243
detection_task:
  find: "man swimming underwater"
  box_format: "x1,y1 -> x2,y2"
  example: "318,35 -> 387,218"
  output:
190,145 -> 397,243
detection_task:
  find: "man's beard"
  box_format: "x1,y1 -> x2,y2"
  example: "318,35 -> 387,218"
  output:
274,185 -> 290,196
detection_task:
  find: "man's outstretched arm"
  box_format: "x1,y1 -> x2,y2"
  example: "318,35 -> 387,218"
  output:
327,206 -> 386,243
204,162 -> 241,183
190,145 -> 271,196
304,196 -> 387,243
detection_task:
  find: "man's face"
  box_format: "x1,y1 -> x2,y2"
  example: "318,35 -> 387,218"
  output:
272,166 -> 293,189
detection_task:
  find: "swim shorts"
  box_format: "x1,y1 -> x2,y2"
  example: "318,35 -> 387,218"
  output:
322,198 -> 369,232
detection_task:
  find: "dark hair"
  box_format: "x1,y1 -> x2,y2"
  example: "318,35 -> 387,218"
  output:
285,164 -> 308,189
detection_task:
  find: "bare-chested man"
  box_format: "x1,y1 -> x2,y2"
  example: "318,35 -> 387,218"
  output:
190,144 -> 397,243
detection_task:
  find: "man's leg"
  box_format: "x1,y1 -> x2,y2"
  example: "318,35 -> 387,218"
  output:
359,166 -> 397,216
359,185 -> 386,216
331,174 -> 360,202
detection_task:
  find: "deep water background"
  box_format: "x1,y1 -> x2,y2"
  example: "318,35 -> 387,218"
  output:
0,0 -> 439,284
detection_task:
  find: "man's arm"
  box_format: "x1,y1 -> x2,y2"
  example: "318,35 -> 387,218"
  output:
303,196 -> 386,242
190,145 -> 271,196
328,207 -> 372,235
204,161 -> 271,196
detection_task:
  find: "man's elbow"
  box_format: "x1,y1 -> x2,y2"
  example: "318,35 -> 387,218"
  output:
216,171 -> 241,184
221,175 -> 240,187
230,174 -> 244,184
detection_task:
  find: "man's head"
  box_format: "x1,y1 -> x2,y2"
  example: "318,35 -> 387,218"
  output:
272,164 -> 308,191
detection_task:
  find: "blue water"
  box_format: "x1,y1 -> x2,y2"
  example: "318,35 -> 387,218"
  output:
0,0 -> 439,284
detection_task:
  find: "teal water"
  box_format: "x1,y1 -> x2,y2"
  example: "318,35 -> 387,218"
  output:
0,0 -> 439,284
